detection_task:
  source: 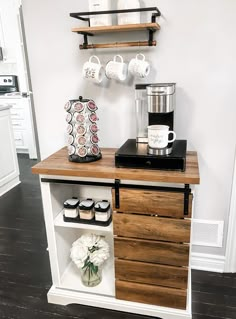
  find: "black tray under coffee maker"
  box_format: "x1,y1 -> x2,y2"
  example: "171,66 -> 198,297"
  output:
115,139 -> 187,171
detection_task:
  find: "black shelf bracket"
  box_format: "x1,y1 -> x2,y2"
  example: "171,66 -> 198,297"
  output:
184,184 -> 191,216
115,179 -> 120,209
148,29 -> 154,46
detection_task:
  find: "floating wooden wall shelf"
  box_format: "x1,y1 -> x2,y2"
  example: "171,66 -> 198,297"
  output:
70,7 -> 161,50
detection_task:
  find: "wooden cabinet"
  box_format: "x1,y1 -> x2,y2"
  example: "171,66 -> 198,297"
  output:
112,187 -> 192,309
32,147 -> 200,319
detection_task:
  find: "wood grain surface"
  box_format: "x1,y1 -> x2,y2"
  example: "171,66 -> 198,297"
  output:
112,188 -> 193,218
32,147 -> 200,185
113,213 -> 191,242
114,237 -> 189,267
116,280 -> 187,309
79,41 -> 157,50
115,259 -> 188,289
72,23 -> 160,34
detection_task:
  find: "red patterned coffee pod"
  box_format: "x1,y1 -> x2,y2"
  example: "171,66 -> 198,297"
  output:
75,113 -> 85,123
68,134 -> 74,145
90,134 -> 99,144
64,101 -> 71,112
91,144 -> 100,156
66,113 -> 72,123
77,135 -> 86,146
87,100 -> 98,112
77,146 -> 88,157
73,102 -> 84,113
76,125 -> 86,135
89,112 -> 99,123
67,124 -> 73,134
68,145 -> 76,156
90,123 -> 98,134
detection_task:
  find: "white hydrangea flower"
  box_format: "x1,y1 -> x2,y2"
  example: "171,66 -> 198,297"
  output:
90,249 -> 110,266
70,233 -> 110,269
70,243 -> 88,269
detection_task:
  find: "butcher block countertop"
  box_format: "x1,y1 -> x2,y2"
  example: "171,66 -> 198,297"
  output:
32,147 -> 200,184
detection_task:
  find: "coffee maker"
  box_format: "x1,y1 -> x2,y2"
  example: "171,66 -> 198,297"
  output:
115,83 -> 187,171
136,83 -> 175,155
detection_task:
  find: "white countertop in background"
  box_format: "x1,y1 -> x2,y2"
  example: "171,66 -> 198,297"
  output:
0,94 -> 22,100
0,104 -> 11,111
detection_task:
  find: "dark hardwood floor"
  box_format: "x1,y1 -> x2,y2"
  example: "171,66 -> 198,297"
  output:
0,154 -> 236,319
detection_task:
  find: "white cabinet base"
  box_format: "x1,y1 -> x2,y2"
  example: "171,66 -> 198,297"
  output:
0,106 -> 20,196
37,174 -> 195,319
0,175 -> 20,197
48,284 -> 192,319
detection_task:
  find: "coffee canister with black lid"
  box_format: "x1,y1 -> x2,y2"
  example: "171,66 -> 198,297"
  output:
94,200 -> 111,222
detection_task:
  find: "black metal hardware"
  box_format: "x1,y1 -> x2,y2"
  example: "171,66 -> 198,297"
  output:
184,184 -> 191,216
41,178 -> 191,216
41,178 -> 114,187
41,178 -> 188,193
70,7 -> 161,23
115,179 -> 120,209
148,30 -> 154,46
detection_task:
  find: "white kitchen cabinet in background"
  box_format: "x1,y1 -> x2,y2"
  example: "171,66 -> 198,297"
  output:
0,104 -> 20,196
0,97 -> 37,159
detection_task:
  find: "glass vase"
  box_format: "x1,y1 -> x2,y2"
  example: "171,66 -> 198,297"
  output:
80,264 -> 102,287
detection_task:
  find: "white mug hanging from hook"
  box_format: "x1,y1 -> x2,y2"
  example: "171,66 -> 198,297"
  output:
82,56 -> 105,83
117,0 -> 140,25
89,0 -> 112,26
128,53 -> 150,78
105,55 -> 128,81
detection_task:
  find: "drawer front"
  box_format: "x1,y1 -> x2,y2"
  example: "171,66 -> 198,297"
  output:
112,188 -> 192,218
113,213 -> 191,243
11,119 -> 26,129
13,130 -> 27,148
115,259 -> 188,289
114,237 -> 189,267
116,280 -> 187,310
10,108 -> 25,119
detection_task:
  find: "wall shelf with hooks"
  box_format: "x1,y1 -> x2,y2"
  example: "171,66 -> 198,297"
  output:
70,7 -> 161,50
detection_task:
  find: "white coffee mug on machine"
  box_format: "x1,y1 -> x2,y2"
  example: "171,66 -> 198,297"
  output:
82,56 -> 105,83
148,125 -> 176,149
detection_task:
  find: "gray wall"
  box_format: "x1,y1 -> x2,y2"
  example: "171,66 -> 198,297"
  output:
22,0 -> 236,257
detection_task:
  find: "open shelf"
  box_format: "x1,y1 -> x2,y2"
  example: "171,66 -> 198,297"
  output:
72,23 -> 160,35
60,259 -> 115,297
70,7 -> 161,50
54,210 -> 113,233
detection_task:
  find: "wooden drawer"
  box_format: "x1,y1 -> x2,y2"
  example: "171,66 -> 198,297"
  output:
114,237 -> 189,267
116,280 -> 187,310
113,213 -> 191,243
115,259 -> 188,289
112,188 -> 192,218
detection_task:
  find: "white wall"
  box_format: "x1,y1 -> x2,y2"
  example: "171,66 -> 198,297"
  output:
22,0 -> 236,257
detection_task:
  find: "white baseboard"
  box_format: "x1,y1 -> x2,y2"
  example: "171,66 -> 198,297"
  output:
191,252 -> 225,273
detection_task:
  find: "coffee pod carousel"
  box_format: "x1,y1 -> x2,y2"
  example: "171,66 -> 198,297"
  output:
64,96 -> 102,163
